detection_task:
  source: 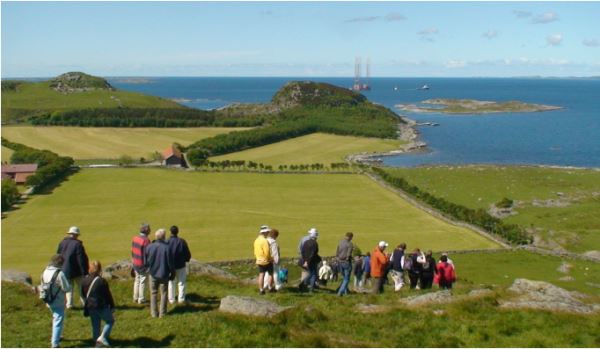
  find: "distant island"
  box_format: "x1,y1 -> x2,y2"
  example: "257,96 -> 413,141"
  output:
396,99 -> 562,114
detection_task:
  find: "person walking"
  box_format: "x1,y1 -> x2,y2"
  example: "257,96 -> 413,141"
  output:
145,229 -> 175,318
40,254 -> 72,348
407,248 -> 424,289
81,261 -> 115,348
335,232 -> 354,296
318,260 -> 333,286
363,252 -> 372,287
436,255 -> 456,289
301,229 -> 321,293
265,228 -> 282,291
254,225 -> 272,295
353,255 -> 364,290
167,225 -> 192,304
420,250 -> 437,289
132,223 -> 151,304
297,228 -> 316,291
57,226 -> 89,309
389,243 -> 406,292
370,241 -> 390,294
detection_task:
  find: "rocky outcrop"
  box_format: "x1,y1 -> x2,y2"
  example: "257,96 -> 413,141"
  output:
467,289 -> 495,298
400,290 -> 453,307
187,259 -> 251,283
582,250 -> 600,261
499,278 -> 599,314
50,72 -> 113,94
1,270 -> 33,286
219,295 -> 292,317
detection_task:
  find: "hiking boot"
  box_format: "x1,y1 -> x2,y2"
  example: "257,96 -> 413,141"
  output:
259,289 -> 266,295
96,337 -> 110,348
269,288 -> 277,293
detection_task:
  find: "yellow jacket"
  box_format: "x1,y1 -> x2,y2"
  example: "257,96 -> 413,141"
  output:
254,235 -> 271,265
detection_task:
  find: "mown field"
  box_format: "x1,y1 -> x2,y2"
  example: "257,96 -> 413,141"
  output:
1,168 -> 498,279
385,166 -> 600,253
1,146 -> 13,163
211,132 -> 404,166
1,126 -> 247,160
2,250 -> 599,347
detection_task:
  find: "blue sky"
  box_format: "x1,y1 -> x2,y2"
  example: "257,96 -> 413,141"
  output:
2,1 -> 599,77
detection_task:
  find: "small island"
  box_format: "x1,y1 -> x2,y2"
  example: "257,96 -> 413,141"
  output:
396,98 -> 562,114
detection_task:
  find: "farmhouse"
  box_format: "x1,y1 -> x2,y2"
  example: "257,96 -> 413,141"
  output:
1,164 -> 38,184
162,144 -> 186,167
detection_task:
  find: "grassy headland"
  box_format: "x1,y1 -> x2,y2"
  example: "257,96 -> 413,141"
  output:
396,98 -> 562,114
1,168 -> 498,278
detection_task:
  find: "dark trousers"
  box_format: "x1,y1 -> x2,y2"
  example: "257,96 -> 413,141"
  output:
409,273 -> 420,289
420,275 -> 434,289
372,277 -> 385,294
439,281 -> 453,289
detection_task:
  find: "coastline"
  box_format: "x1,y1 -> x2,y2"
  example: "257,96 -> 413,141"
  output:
396,99 -> 563,115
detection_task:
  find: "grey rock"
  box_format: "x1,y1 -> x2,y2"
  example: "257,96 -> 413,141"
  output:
468,289 -> 495,298
556,262 -> 573,274
219,295 -> 292,317
103,260 -> 133,280
582,250 -> 600,261
1,270 -> 33,286
499,278 -> 598,314
400,290 -> 453,307
355,303 -> 389,314
585,282 -> 600,289
559,276 -> 575,282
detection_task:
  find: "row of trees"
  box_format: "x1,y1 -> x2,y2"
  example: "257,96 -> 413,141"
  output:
372,167 -> 532,245
1,138 -> 75,194
198,160 -> 352,173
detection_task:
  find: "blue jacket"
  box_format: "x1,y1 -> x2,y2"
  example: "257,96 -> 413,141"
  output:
363,256 -> 371,273
145,240 -> 175,280
57,237 -> 89,279
168,235 -> 191,270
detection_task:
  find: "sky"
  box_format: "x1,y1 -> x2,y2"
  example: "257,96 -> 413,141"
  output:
1,1 -> 599,78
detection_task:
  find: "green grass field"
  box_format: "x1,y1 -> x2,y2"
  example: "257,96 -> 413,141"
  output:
2,250 -> 599,347
212,133 -> 404,166
1,80 -> 181,120
1,146 -> 14,163
1,126 -> 247,160
1,168 -> 498,279
384,166 -> 600,253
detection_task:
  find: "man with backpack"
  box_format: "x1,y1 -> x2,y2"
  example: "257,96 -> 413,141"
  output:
300,228 -> 321,293
406,248 -> 424,289
335,232 -> 354,296
420,250 -> 437,289
389,243 -> 406,292
40,254 -> 72,348
56,226 -> 89,309
132,223 -> 151,304
167,225 -> 192,304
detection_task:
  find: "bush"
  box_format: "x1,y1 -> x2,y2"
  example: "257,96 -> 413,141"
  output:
187,148 -> 209,167
1,179 -> 20,211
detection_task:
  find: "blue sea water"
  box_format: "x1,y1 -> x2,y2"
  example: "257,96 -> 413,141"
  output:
109,77 -> 600,168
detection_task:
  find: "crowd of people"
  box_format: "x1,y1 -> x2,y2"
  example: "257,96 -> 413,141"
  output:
254,226 -> 457,296
39,224 -> 456,348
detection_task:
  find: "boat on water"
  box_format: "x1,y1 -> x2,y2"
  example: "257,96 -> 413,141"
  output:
418,84 -> 430,90
393,86 -> 399,91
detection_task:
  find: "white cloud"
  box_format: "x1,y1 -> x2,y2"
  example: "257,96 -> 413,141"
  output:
344,16 -> 380,23
417,27 -> 439,42
344,12 -> 406,23
445,60 -> 466,68
513,10 -> 532,19
385,12 -> 406,22
533,11 -> 559,24
546,34 -> 563,46
583,39 -> 599,47
482,30 -> 498,39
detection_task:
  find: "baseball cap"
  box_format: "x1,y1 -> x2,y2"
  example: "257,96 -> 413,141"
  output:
378,241 -> 389,248
260,225 -> 270,234
68,226 -> 80,235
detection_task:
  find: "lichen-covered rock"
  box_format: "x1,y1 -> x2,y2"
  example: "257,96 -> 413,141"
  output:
219,295 -> 292,317
1,270 -> 33,286
468,289 -> 495,298
400,290 -> 453,307
500,278 -> 599,314
556,262 -> 573,274
355,303 -> 389,314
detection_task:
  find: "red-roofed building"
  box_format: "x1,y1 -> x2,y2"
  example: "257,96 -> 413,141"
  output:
162,144 -> 185,167
1,164 -> 38,184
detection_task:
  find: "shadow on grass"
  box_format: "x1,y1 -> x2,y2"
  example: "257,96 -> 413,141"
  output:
111,334 -> 175,348
168,293 -> 221,314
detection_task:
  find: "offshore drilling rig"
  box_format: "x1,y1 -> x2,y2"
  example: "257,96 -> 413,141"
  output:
352,57 -> 371,91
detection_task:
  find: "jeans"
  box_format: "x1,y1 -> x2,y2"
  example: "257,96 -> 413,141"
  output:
307,265 -> 318,291
337,261 -> 352,296
49,304 -> 65,348
168,267 -> 187,303
133,270 -> 148,303
390,270 -> 405,291
89,308 -> 114,342
150,276 -> 168,317
66,276 -> 83,308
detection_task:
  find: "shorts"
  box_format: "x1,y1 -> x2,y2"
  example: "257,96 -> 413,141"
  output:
257,263 -> 274,274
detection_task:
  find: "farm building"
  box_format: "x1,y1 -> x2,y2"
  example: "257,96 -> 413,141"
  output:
1,164 -> 38,184
162,144 -> 186,167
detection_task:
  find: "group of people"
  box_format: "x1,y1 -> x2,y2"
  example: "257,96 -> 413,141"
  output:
253,226 -> 457,296
40,223 -> 191,348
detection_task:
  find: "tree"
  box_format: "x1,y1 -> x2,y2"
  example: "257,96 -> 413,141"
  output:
1,179 -> 20,211
187,148 -> 209,167
119,155 -> 134,166
149,151 -> 163,163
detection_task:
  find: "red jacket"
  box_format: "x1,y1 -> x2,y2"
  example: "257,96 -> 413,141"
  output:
132,234 -> 150,272
436,262 -> 456,284
370,247 -> 389,278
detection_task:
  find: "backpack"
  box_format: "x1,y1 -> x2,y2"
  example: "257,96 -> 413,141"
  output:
39,269 -> 60,304
403,255 -> 413,272
278,268 -> 288,283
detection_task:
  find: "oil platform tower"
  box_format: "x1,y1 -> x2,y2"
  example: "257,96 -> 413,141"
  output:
352,57 -> 371,91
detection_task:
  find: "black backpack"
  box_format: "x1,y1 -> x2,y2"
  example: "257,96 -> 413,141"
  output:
39,270 -> 60,304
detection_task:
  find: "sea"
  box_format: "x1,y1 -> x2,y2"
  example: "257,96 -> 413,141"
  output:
109,77 -> 600,168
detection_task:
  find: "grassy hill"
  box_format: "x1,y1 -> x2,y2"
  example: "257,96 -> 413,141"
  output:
383,166 -> 600,253
1,146 -> 14,163
1,168 -> 498,278
2,250 -> 599,347
1,126 -> 248,160
211,133 -> 404,166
